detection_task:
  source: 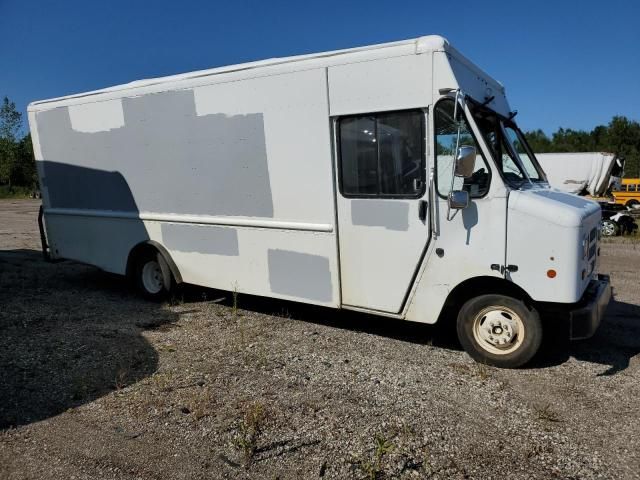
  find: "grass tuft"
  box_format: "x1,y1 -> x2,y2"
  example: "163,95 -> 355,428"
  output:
534,403 -> 562,423
233,401 -> 266,467
357,434 -> 395,480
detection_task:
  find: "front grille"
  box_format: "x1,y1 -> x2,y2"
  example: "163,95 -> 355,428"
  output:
588,227 -> 597,259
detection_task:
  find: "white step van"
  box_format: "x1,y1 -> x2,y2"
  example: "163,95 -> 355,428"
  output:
29,35 -> 611,368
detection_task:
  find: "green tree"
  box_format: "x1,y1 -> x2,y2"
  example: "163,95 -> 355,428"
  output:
0,97 -> 38,192
0,97 -> 21,141
525,129 -> 553,153
0,97 -> 23,190
13,134 -> 37,188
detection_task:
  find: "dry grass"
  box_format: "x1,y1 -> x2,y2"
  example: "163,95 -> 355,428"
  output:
233,401 -> 267,467
534,403 -> 562,423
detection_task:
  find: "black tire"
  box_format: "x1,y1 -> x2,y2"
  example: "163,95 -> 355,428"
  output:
456,294 -> 542,368
134,250 -> 173,300
626,199 -> 639,208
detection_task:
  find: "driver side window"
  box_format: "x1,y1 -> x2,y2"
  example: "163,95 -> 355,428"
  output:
434,99 -> 490,197
338,109 -> 425,198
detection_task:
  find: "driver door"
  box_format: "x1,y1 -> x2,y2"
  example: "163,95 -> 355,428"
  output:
335,109 -> 431,313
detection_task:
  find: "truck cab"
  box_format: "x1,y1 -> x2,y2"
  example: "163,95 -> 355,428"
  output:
399,39 -> 611,367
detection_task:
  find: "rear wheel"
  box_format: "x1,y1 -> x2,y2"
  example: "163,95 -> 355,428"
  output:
626,199 -> 639,208
134,250 -> 172,300
601,219 -> 618,237
456,294 -> 542,368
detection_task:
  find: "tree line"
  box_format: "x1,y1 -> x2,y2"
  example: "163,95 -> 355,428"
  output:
0,97 -> 36,195
0,95 -> 639,197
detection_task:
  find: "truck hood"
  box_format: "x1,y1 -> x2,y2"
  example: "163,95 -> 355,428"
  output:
508,188 -> 601,228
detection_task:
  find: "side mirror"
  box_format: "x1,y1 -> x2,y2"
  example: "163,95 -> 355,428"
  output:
448,190 -> 469,210
455,145 -> 476,178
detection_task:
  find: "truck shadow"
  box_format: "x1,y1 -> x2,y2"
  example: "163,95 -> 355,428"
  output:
535,299 -> 640,375
0,249 -> 179,430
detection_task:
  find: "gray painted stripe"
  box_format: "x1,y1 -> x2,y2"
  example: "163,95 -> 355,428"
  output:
161,223 -> 239,256
44,208 -> 334,233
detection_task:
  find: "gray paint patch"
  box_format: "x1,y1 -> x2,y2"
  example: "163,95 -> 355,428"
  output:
161,223 -> 239,256
37,89 -> 273,217
268,249 -> 332,303
351,200 -> 409,231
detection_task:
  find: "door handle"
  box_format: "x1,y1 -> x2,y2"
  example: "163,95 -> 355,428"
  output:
418,200 -> 428,222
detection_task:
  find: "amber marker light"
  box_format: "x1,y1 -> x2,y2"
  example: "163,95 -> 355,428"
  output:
547,269 -> 557,279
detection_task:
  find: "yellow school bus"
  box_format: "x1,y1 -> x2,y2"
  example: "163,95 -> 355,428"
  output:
613,178 -> 640,206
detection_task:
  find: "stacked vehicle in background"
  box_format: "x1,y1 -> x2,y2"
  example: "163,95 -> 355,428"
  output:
535,152 -> 624,197
536,152 -> 637,236
612,178 -> 640,208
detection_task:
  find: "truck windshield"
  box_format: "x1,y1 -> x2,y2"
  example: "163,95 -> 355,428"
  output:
469,103 -> 546,188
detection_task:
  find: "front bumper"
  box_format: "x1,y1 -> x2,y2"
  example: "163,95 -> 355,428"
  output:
569,274 -> 612,340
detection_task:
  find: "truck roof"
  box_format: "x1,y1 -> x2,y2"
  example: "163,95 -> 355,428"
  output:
28,35 -> 468,111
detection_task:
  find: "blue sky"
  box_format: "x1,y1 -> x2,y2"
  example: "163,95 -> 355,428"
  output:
2,0 -> 639,136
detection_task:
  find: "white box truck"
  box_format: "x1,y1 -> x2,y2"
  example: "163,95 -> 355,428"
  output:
29,35 -> 610,368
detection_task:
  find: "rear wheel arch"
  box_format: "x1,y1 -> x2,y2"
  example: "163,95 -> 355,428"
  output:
126,241 -> 183,285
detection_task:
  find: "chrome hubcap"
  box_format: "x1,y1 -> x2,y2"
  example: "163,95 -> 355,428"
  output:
601,221 -> 615,236
473,306 -> 525,355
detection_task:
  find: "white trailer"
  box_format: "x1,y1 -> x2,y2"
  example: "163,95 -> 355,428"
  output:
536,152 -> 625,196
29,35 -> 610,368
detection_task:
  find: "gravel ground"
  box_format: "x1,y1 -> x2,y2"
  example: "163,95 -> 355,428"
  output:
0,199 -> 639,479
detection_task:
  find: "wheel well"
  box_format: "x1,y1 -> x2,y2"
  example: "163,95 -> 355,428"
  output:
126,241 -> 183,284
437,276 -> 534,324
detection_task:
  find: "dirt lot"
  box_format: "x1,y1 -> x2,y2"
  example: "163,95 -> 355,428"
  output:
1,199 -> 639,479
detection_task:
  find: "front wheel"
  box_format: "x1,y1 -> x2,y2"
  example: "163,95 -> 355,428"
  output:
456,294 -> 542,368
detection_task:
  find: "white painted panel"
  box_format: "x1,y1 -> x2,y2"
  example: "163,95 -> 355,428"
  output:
506,189 -> 601,303
328,55 -> 431,116
68,100 -> 125,133
405,193 -> 507,323
338,199 -> 430,312
193,69 -> 334,225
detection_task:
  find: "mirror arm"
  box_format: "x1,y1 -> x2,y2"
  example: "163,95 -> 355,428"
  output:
446,90 -> 463,222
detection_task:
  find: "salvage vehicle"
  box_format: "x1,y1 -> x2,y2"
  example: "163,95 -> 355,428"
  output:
536,152 -> 624,197
612,178 -> 640,207
29,35 -> 610,368
599,202 -> 638,236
